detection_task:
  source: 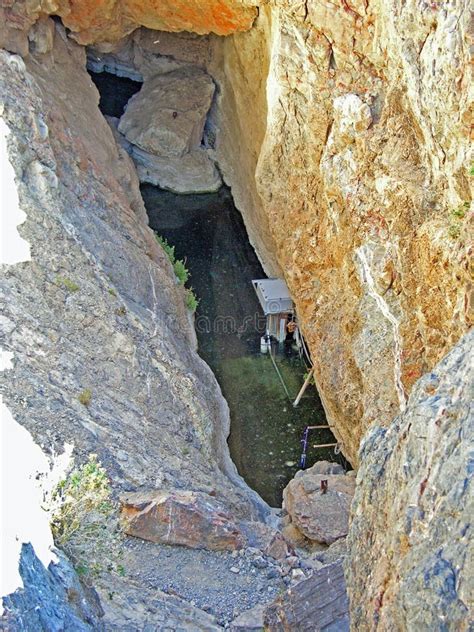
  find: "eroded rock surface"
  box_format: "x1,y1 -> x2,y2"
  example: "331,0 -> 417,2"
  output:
0,21 -> 267,628
264,561 -> 349,632
116,67 -> 221,192
119,68 -> 214,157
347,330 -> 473,631
0,0 -> 258,53
283,462 -> 355,545
121,489 -> 245,551
1,544 -> 104,631
211,0 -> 473,464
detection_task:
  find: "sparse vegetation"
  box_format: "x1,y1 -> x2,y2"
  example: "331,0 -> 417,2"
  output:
448,201 -> 470,239
155,232 -> 199,311
185,288 -> 199,313
108,288 -> 117,297
55,275 -> 80,293
50,455 -> 124,581
78,388 -> 92,406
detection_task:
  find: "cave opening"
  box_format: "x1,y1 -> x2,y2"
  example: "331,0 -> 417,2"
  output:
89,63 -> 342,507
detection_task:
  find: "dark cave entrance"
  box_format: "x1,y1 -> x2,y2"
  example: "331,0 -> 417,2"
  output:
89,68 -> 343,507
89,70 -> 142,118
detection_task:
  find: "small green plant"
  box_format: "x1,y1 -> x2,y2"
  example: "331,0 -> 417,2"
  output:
155,233 -> 190,285
185,289 -> 199,313
448,201 -> 470,239
51,455 -> 123,581
173,259 -> 189,285
55,276 -> 80,293
108,288 -> 117,297
78,389 -> 92,406
155,232 -> 199,311
155,234 -> 176,262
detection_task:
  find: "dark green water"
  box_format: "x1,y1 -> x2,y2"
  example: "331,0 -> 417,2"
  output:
142,185 -> 341,507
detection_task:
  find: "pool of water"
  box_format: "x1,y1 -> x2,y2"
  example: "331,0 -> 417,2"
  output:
142,185 -> 342,507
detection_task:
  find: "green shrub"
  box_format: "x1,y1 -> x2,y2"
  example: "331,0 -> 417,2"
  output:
108,288 -> 117,297
78,389 -> 92,406
154,231 -> 198,310
173,259 -> 189,285
55,276 -> 80,293
155,234 -> 175,262
51,455 -> 123,581
448,224 -> 461,239
185,289 -> 199,313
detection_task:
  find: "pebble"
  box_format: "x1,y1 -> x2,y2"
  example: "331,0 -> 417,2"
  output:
230,566 -> 240,574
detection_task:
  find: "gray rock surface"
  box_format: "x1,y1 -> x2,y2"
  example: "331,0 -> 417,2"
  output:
118,67 -> 215,158
0,23 -> 267,630
230,603 -> 265,631
1,544 -> 104,631
263,561 -> 349,631
283,462 -> 355,545
347,330 -> 473,631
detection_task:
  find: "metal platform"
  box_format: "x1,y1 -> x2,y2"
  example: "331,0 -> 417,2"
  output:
252,278 -> 293,315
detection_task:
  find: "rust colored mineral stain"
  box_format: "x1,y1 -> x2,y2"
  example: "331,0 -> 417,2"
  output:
60,0 -> 257,43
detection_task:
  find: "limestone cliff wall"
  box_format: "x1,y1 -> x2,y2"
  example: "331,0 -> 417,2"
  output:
212,0 -> 473,464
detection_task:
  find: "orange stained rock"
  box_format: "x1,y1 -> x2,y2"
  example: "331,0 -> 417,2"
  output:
59,0 -> 258,43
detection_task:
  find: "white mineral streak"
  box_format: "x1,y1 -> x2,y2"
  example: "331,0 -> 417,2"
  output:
357,244 -> 407,412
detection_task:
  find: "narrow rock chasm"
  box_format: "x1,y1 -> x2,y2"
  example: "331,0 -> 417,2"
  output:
90,69 -> 345,507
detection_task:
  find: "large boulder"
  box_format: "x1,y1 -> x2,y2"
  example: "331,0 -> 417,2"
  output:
118,68 -> 215,158
116,67 -> 222,193
131,145 -> 222,193
283,462 -> 355,545
121,490 -> 245,551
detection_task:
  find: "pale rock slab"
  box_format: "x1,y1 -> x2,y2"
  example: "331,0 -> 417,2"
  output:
117,67 -> 222,192
133,145 -> 222,194
118,67 -> 215,158
283,462 -> 355,545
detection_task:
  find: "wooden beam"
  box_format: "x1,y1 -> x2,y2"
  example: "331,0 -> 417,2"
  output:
293,367 -> 314,407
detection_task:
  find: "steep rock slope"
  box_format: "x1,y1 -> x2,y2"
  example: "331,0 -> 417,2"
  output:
0,22 -> 273,625
212,0 -> 473,463
347,329 -> 473,631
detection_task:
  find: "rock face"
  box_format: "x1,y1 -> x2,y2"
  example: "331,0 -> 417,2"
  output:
264,561 -> 349,631
211,1 -> 473,464
1,544 -> 104,631
117,66 -> 221,192
0,20 -> 268,627
283,462 -> 355,545
0,0 -> 258,52
346,330 -> 473,631
121,489 -> 245,551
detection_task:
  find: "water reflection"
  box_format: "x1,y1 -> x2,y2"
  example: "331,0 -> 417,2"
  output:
142,185 -> 339,507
